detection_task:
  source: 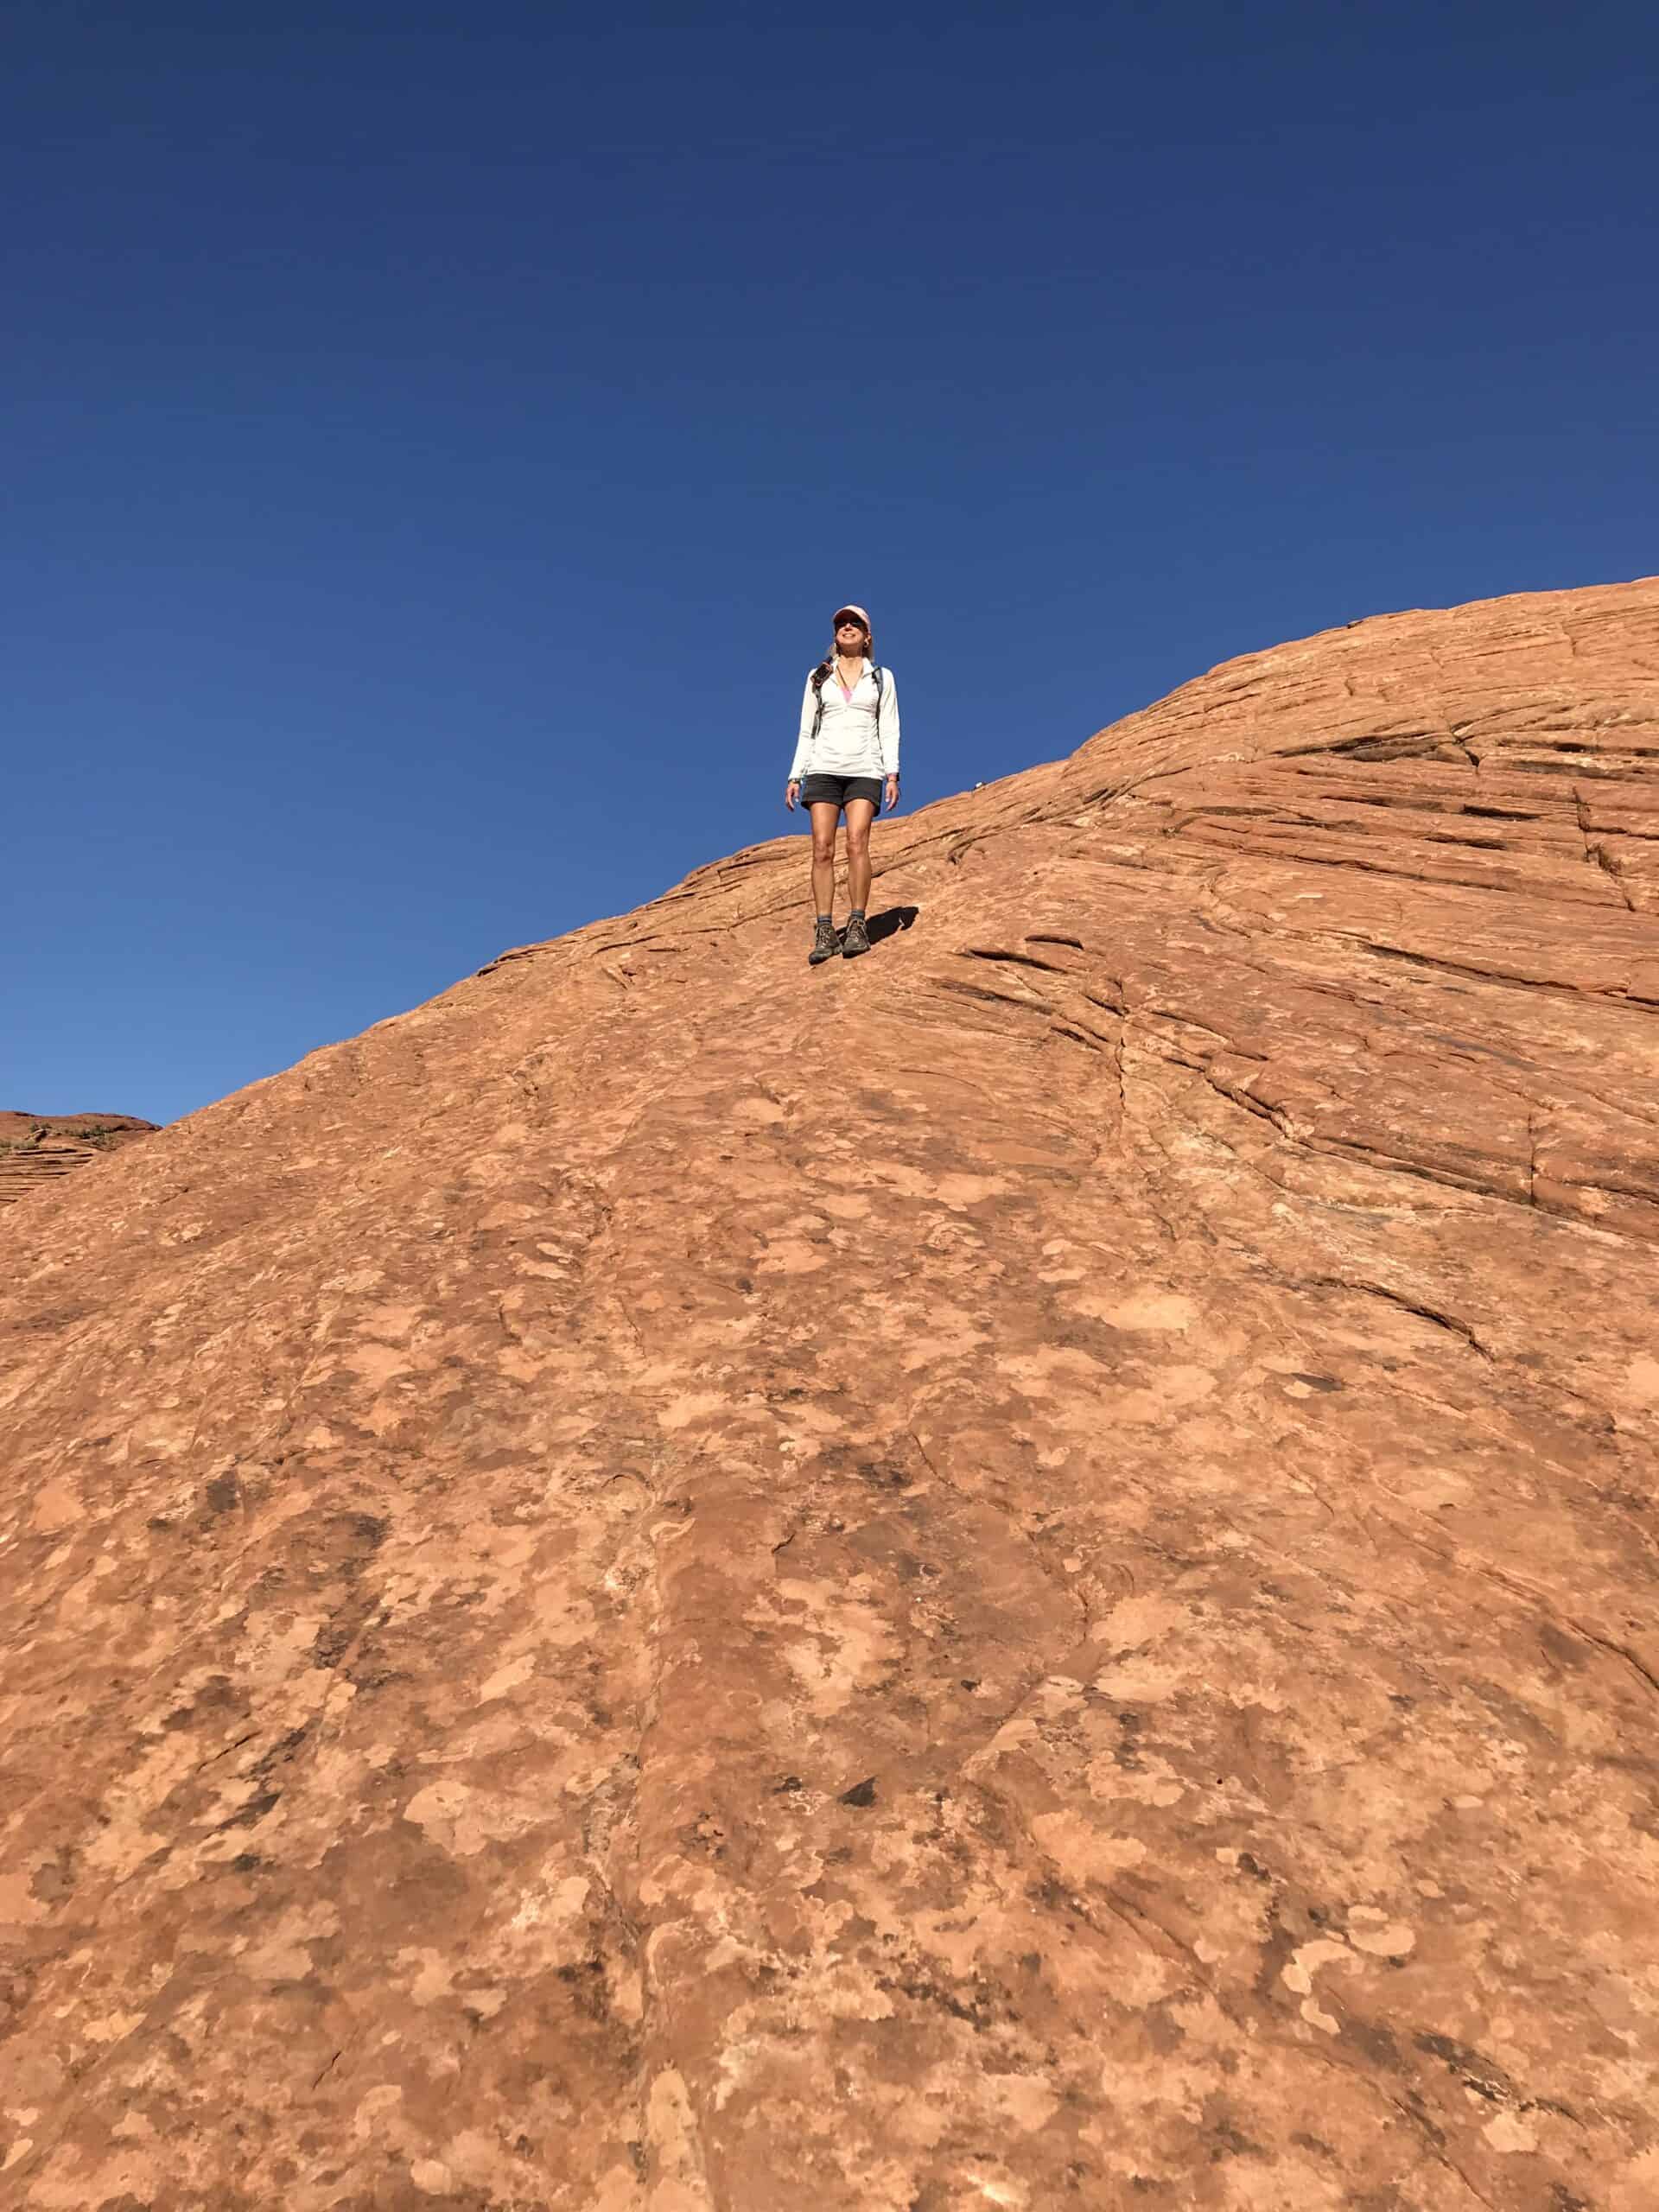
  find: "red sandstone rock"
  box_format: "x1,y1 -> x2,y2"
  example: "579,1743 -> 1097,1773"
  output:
2,579 -> 1657,2209
0,1113 -> 156,1210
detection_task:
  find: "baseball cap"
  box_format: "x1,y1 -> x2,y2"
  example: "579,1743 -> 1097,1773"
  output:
833,603 -> 870,629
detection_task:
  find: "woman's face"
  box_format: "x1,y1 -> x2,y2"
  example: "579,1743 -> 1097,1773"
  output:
836,620 -> 868,652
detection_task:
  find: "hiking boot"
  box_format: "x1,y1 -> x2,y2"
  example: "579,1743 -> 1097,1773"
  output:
842,912 -> 872,959
808,916 -> 840,966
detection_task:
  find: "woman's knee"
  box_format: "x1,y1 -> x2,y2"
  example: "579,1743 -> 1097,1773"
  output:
810,826 -> 838,862
844,827 -> 870,863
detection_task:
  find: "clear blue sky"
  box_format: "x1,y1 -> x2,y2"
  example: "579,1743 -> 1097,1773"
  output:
5,1 -> 1655,1126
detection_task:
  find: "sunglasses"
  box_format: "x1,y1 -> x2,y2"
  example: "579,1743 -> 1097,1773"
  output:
835,617 -> 867,632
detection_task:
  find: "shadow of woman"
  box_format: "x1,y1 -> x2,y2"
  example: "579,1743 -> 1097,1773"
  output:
865,906 -> 919,947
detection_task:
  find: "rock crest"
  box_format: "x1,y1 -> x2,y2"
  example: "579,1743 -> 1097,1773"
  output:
0,1113 -> 156,1210
3,578 -> 1657,2209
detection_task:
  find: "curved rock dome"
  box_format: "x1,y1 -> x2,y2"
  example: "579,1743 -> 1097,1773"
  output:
3,578 -> 1657,2209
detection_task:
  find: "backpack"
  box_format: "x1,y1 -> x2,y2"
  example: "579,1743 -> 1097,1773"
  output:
810,662 -> 887,745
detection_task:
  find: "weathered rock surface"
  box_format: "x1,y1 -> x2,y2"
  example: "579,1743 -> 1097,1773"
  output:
3,578 -> 1657,2211
0,1114 -> 156,1211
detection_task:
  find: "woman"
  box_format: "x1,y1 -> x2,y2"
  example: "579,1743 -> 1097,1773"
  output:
785,605 -> 902,964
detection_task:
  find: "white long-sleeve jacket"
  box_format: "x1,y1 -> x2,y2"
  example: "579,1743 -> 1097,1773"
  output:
787,659 -> 900,782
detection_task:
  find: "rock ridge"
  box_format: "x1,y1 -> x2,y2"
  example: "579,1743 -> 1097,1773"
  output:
0,1112 -> 157,1211
1,575 -> 1656,2210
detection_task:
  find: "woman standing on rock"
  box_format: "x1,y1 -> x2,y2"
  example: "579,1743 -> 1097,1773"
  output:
785,604 -> 901,965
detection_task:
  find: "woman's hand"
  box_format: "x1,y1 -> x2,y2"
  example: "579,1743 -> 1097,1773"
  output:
785,779 -> 801,811
884,774 -> 900,814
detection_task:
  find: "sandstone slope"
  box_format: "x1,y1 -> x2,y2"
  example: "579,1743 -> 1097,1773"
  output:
0,1114 -> 157,1211
3,578 -> 1657,2212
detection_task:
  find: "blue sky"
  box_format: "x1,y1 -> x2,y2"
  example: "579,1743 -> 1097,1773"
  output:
5,0 -> 1656,1125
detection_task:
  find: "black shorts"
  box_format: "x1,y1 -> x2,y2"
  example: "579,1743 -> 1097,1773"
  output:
801,773 -> 883,813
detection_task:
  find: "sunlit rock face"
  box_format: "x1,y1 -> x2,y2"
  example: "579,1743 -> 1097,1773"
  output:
0,1112 -> 156,1209
3,577 -> 1656,2211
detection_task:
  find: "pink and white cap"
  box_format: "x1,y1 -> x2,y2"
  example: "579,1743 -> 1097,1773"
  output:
832,603 -> 870,629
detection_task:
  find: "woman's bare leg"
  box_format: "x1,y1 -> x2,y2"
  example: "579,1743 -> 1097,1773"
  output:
843,798 -> 876,913
810,803 -> 841,915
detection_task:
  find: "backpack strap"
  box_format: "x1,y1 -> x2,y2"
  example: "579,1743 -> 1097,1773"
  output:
810,661 -> 884,748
